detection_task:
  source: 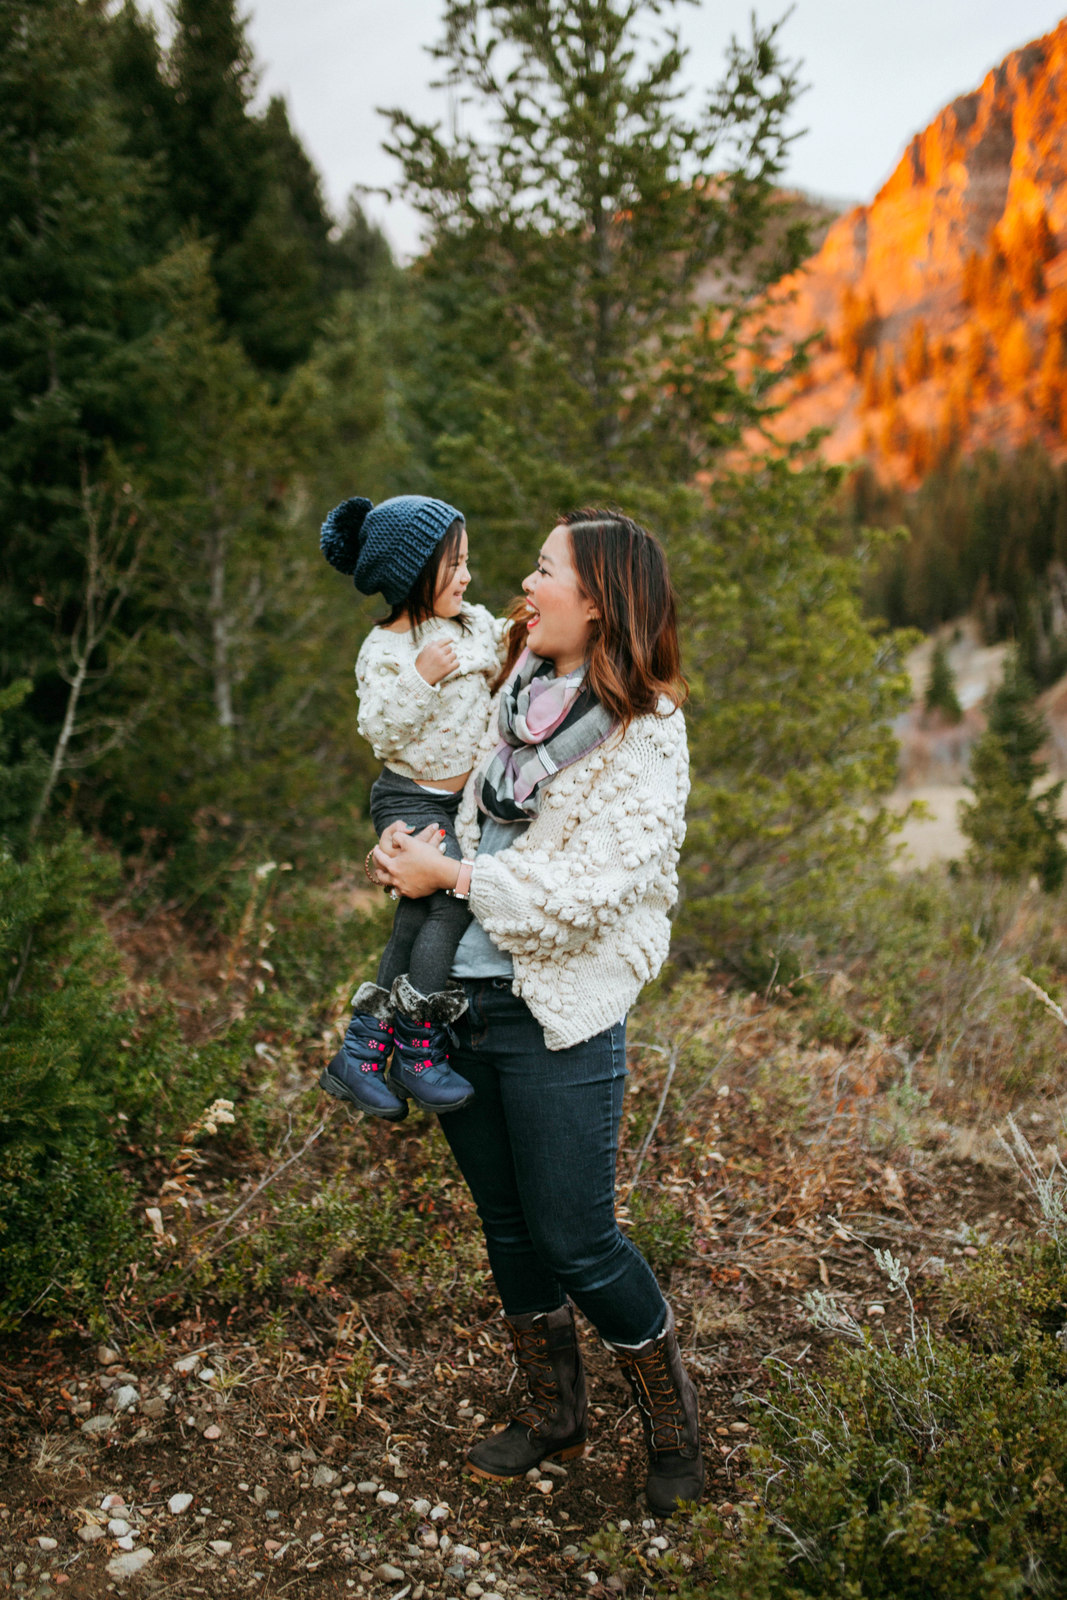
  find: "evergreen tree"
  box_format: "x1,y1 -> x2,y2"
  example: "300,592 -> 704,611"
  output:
960,651 -> 1066,890
384,0 -> 804,570
923,639 -> 963,722
0,0 -> 150,741
676,461 -> 912,965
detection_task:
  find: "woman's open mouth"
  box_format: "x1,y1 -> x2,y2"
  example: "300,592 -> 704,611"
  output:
526,608 -> 540,629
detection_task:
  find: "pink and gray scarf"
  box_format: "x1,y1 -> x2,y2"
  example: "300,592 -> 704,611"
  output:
478,648 -> 616,822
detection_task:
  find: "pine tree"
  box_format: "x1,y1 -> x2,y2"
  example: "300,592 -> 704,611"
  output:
923,639 -> 963,723
960,651 -> 1066,890
383,0 -> 804,569
0,0 -> 150,738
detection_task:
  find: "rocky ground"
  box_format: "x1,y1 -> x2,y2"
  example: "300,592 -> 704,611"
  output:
0,974 -> 1048,1598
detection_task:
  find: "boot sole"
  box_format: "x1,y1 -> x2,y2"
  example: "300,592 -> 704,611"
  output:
466,1440 -> 589,1482
319,1068 -> 408,1122
387,1077 -> 476,1116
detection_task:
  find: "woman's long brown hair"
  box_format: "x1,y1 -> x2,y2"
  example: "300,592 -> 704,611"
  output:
494,510 -> 687,730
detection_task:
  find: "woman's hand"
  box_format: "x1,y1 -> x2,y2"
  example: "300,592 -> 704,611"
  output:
372,825 -> 461,899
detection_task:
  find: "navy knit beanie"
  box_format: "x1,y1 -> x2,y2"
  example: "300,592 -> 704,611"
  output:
320,494 -> 464,606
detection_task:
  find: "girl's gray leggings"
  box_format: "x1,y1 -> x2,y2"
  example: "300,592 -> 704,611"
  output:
368,768 -> 471,999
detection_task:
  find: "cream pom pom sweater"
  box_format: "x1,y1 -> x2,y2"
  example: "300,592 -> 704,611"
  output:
456,696 -> 690,1049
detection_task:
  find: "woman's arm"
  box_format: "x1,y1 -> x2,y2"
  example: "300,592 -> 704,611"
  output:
470,731 -> 688,956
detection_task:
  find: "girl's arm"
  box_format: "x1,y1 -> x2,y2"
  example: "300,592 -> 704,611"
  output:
356,648 -> 445,761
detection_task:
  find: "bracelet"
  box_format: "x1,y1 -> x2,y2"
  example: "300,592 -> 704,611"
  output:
364,847 -> 384,889
447,859 -> 475,901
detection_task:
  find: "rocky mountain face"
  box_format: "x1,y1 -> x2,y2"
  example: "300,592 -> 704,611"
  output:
751,20 -> 1067,482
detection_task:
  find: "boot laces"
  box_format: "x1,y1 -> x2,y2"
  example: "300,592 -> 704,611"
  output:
626,1348 -> 687,1452
511,1326 -> 561,1432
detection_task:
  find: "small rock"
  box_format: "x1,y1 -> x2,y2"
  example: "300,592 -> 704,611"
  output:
253,1486 -> 269,1505
198,1368 -> 217,1385
203,1425 -> 221,1440
729,1421 -> 749,1433
106,1547 -> 153,1578
209,1540 -> 233,1556
312,1466 -> 338,1489
429,1503 -> 450,1522
466,1584 -> 484,1598
641,1519 -> 656,1530
617,1520 -> 631,1532
867,1303 -> 886,1319
452,1544 -> 480,1567
535,1480 -> 553,1495
265,1509 -> 280,1521
108,1519 -> 132,1537
376,1489 -> 399,1507
168,1494 -> 193,1515
35,1536 -> 58,1551
173,1354 -> 202,1376
540,1461 -> 567,1477
142,1397 -> 166,1420
264,1540 -> 282,1552
411,1498 -> 432,1517
649,1536 -> 669,1551
524,1468 -> 540,1483
581,1573 -> 599,1587
419,1530 -> 439,1549
116,1534 -> 136,1551
375,1563 -> 406,1582
79,1524 -> 105,1544
284,1453 -> 303,1473
81,1414 -> 113,1435
357,1481 -> 379,1494
97,1345 -> 121,1366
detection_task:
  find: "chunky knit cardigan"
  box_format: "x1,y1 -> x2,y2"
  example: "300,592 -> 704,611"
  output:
354,603 -> 506,782
456,696 -> 690,1049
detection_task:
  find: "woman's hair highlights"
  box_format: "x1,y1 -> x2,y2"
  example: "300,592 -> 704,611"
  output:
559,508 -> 686,729
375,517 -> 469,636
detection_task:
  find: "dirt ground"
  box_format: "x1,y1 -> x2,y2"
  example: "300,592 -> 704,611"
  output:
0,1070 -> 1038,1600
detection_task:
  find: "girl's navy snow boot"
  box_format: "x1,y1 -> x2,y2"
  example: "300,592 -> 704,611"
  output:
388,976 -> 474,1114
320,982 -> 407,1121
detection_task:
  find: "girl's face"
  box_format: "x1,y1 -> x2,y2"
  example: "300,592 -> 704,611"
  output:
522,525 -> 599,676
433,528 -> 471,617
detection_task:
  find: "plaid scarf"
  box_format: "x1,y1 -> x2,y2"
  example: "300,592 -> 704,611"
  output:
478,648 -> 616,822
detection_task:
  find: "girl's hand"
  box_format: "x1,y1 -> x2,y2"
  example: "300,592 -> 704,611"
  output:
372,828 -> 459,899
415,639 -> 459,685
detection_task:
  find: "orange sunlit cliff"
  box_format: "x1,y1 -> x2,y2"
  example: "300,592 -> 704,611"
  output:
751,17 -> 1067,484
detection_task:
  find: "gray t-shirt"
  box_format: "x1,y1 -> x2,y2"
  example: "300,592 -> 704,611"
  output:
451,815 -> 529,979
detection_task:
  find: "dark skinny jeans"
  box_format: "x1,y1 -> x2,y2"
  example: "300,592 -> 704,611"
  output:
369,769 -> 471,997
438,979 -> 668,1346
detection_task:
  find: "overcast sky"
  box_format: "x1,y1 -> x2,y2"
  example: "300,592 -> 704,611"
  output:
158,1 -> 1067,256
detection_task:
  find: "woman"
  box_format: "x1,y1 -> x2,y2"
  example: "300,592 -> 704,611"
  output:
371,509 -> 701,1516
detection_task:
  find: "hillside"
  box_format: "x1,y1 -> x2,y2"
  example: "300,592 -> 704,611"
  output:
750,18 -> 1067,483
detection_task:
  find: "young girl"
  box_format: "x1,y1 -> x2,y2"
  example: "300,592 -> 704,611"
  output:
318,493 -> 504,1123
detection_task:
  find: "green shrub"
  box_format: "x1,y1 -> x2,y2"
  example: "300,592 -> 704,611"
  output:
590,1242 -> 1067,1599
0,829 -> 247,1327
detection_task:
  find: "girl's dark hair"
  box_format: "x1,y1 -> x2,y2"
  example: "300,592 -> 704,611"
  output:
496,509 -> 685,725
375,517 -> 470,636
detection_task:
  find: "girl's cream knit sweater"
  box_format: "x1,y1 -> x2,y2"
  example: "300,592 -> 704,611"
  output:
457,696 -> 690,1049
355,603 -> 506,781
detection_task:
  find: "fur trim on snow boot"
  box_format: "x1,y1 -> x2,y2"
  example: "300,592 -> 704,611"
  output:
388,976 -> 474,1113
319,982 -> 407,1121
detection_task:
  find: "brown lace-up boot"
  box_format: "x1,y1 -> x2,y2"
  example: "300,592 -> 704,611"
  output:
467,1304 -> 588,1480
607,1305 -> 704,1515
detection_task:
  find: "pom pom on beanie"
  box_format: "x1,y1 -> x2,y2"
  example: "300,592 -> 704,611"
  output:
320,496 -> 373,576
319,493 -> 464,606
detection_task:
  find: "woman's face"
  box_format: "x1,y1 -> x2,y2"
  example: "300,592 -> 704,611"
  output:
522,525 -> 598,676
433,527 -> 471,617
